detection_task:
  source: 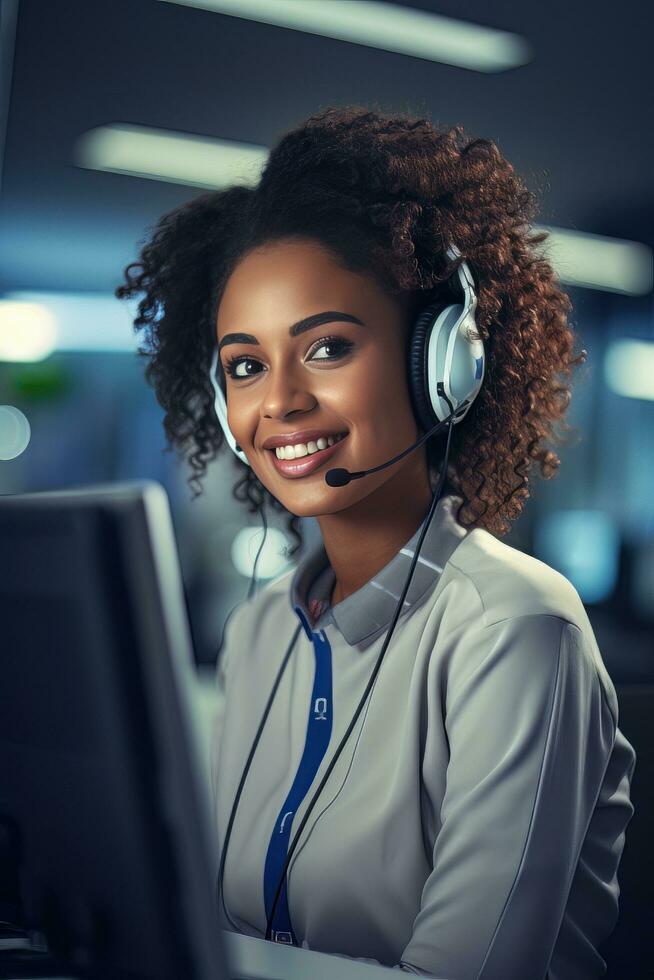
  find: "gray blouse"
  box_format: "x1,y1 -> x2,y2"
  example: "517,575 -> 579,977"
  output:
210,494 -> 636,979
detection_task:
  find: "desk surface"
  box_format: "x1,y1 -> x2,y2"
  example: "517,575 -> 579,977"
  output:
0,931 -> 445,980
223,931 -> 444,979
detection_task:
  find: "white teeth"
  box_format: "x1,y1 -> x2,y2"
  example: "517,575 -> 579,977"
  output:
274,433 -> 345,460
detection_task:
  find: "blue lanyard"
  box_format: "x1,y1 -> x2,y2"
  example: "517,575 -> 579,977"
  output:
263,620 -> 333,944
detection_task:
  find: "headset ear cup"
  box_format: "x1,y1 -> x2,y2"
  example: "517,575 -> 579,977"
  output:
408,303 -> 442,434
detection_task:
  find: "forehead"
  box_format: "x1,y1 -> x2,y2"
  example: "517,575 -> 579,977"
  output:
216,240 -> 384,336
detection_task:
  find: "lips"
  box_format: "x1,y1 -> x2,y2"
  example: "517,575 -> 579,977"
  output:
261,428 -> 348,450
268,432 -> 349,479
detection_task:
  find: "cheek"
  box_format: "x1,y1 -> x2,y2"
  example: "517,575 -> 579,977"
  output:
351,358 -> 417,440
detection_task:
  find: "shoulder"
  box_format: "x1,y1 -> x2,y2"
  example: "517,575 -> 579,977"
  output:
436,526 -> 619,725
219,566 -> 295,662
445,525 -> 589,629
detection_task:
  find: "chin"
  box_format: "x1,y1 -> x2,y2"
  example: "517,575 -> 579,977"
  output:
279,481 -> 375,520
291,500 -> 349,519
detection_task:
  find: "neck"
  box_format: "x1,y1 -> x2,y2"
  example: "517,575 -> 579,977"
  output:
317,455 -> 436,606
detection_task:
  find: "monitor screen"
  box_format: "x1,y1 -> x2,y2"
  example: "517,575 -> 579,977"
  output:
0,480 -> 227,980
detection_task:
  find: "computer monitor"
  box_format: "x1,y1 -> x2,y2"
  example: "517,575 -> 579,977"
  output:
0,480 -> 228,979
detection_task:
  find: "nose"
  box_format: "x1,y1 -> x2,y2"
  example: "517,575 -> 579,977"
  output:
260,363 -> 317,421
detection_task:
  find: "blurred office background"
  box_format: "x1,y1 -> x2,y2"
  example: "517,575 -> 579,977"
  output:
0,2 -> 652,974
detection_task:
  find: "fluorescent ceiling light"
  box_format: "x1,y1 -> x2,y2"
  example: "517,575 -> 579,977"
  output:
155,0 -> 531,73
0,300 -> 58,361
1,292 -> 141,356
74,126 -> 654,297
534,225 -> 653,296
75,124 -> 267,190
604,339 -> 654,401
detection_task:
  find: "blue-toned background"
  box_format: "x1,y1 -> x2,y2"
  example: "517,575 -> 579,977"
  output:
1,2 -> 652,975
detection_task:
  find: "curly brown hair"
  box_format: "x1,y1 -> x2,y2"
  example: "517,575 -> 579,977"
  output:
116,103 -> 586,557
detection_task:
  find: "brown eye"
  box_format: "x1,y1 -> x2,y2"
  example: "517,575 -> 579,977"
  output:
308,337 -> 354,361
224,356 -> 264,380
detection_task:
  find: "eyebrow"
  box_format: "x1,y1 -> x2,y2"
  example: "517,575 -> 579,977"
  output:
217,310 -> 366,352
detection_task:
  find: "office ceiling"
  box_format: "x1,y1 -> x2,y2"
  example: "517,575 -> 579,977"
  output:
0,0 -> 652,293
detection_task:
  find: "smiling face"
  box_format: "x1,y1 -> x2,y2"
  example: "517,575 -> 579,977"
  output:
215,237 -> 432,519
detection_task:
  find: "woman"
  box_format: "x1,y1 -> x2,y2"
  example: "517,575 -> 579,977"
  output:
117,105 -> 636,979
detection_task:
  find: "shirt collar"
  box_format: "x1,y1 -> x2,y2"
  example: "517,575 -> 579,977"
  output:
290,493 -> 469,646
